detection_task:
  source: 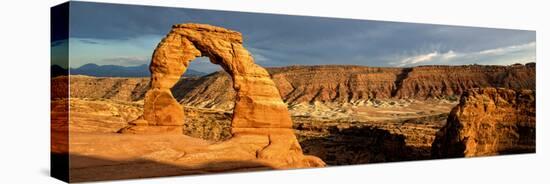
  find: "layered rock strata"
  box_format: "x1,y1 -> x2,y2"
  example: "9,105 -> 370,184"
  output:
177,64 -> 535,110
432,87 -> 536,158
65,64 -> 535,110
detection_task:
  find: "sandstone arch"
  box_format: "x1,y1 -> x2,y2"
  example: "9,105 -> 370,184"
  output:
122,23 -> 293,133
120,23 -> 324,168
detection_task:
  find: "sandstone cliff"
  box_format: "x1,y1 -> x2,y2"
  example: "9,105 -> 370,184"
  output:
394,64 -> 535,98
65,63 -> 535,110
176,64 -> 535,110
431,87 -> 536,158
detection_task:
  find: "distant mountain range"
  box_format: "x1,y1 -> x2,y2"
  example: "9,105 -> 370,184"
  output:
68,63 -> 207,77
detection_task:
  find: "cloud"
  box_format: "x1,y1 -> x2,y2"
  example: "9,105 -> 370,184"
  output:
78,39 -> 102,45
396,50 -> 457,66
246,46 -> 290,66
441,50 -> 457,59
65,1 -> 536,71
478,42 -> 535,55
398,51 -> 438,66
51,40 -> 67,47
51,39 -> 69,68
392,42 -> 536,67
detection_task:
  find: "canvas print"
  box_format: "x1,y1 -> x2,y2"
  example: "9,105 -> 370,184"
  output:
51,1 -> 536,182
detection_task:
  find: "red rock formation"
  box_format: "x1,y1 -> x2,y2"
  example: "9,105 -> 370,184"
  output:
120,24 -> 293,132
272,66 -> 402,103
174,64 -> 535,109
431,87 -> 536,158
68,76 -> 149,101
119,23 -> 324,168
51,76 -> 69,100
394,65 -> 536,99
64,64 -> 535,108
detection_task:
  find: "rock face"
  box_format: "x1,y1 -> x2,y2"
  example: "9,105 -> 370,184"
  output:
394,65 -> 535,99
65,64 -> 535,110
175,64 -> 535,110
432,88 -> 536,158
120,23 -> 324,168
68,75 -> 150,102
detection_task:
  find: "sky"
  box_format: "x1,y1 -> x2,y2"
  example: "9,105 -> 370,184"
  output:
51,1 -> 536,73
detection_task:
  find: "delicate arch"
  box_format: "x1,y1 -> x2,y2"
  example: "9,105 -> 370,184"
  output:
119,23 -> 325,168
124,23 -> 292,135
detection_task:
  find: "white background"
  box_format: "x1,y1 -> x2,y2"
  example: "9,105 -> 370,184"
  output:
0,0 -> 547,183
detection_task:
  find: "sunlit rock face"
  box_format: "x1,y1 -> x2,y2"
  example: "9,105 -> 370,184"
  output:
119,23 -> 325,168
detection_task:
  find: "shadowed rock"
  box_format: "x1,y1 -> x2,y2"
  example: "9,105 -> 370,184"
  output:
432,87 -> 536,158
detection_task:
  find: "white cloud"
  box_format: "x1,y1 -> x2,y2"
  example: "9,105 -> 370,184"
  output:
393,42 -> 535,67
396,50 -> 457,66
477,42 -> 535,55
441,50 -> 457,59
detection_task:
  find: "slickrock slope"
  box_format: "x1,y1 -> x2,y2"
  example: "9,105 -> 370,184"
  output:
119,23 -> 325,169
51,99 -> 69,155
61,98 -> 448,167
432,88 -> 536,158
68,98 -> 143,133
63,98 -> 232,141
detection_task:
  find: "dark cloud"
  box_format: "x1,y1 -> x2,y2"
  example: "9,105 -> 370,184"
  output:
78,39 -> 102,45
67,1 -> 536,70
50,39 -> 66,47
